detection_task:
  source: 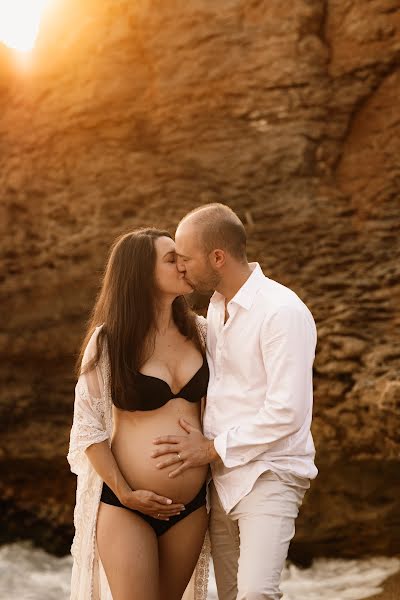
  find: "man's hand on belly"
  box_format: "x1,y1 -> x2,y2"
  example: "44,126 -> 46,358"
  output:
152,418 -> 220,478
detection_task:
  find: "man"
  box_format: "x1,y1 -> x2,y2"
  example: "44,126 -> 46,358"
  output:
152,203 -> 318,600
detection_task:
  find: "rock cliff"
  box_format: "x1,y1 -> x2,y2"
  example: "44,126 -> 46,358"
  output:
0,0 -> 399,559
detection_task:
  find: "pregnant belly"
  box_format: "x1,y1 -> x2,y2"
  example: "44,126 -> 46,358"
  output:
111,405 -> 208,505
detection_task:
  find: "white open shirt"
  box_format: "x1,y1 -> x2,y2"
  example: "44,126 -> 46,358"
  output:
203,263 -> 318,513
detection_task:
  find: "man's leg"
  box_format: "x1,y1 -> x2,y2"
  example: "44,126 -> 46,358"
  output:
209,481 -> 240,600
233,473 -> 308,600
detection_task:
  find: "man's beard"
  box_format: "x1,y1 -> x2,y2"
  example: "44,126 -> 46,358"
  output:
187,269 -> 220,295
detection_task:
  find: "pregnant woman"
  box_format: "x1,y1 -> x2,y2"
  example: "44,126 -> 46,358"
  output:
67,228 -> 210,600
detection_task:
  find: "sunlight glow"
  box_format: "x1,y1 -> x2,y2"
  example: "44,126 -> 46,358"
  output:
0,0 -> 50,52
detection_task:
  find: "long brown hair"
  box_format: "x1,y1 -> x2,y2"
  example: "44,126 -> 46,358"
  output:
77,228 -> 204,410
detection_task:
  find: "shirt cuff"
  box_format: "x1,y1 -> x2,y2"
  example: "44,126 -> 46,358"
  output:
213,430 -> 268,468
213,432 -> 228,464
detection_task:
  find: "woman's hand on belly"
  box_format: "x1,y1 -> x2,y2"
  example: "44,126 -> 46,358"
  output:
120,488 -> 186,520
112,404 -> 208,503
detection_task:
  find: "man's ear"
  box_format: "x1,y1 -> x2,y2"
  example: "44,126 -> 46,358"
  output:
210,249 -> 225,269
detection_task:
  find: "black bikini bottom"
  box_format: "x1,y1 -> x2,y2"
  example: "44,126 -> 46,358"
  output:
100,482 -> 207,537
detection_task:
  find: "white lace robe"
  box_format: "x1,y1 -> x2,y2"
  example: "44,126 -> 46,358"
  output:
67,318 -> 210,600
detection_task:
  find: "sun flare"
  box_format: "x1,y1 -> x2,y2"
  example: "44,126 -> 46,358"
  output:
0,0 -> 50,52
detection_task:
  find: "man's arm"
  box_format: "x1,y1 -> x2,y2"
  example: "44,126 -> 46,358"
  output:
151,418 -> 221,478
213,304 -> 317,468
152,306 -> 316,477
152,304 -> 316,476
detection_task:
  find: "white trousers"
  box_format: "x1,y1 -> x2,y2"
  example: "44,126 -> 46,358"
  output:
209,471 -> 308,600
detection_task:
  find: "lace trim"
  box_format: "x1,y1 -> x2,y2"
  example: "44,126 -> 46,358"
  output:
196,315 -> 207,349
194,530 -> 211,599
67,381 -> 110,476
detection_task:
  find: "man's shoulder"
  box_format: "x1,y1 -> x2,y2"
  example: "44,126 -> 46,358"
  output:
255,277 -> 316,330
257,276 -> 306,311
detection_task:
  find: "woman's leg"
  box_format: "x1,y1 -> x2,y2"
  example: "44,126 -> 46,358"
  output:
97,502 -> 159,600
158,506 -> 208,600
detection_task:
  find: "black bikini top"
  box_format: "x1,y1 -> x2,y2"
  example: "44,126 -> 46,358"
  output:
134,357 -> 209,411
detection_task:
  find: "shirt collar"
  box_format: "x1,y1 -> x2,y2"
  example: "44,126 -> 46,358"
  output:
210,262 -> 265,310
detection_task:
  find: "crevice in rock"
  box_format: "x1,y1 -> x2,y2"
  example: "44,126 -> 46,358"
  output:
333,54 -> 400,175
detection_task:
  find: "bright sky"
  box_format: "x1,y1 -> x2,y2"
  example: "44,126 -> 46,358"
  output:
0,0 -> 49,52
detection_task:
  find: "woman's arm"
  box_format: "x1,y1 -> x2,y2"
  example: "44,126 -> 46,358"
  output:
85,439 -> 131,502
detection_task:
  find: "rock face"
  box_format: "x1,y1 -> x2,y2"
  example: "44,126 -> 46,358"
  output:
0,0 -> 399,559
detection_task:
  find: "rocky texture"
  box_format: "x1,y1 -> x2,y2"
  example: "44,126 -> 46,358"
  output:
0,0 -> 399,559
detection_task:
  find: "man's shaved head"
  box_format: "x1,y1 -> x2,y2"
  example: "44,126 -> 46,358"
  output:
178,203 -> 247,262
